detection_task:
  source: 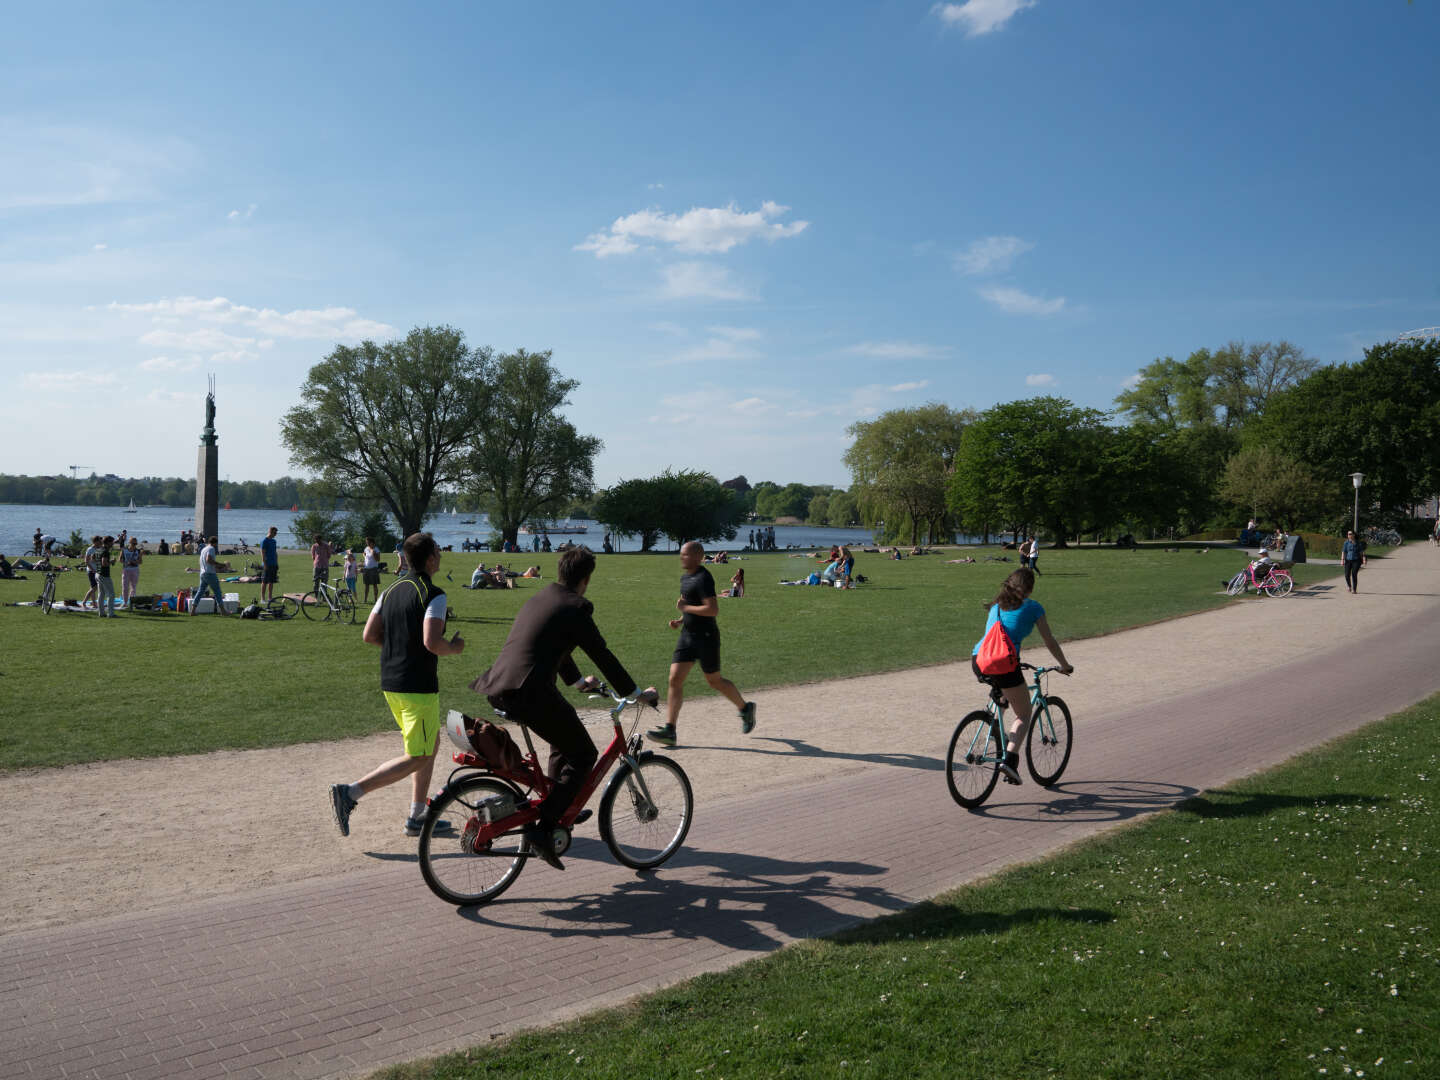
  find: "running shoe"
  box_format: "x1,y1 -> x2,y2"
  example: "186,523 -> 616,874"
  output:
403,816 -> 454,838
329,784 -> 357,837
647,723 -> 678,746
739,701 -> 757,734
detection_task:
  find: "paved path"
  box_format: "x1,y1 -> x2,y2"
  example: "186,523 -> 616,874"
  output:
5,546 -> 1440,1079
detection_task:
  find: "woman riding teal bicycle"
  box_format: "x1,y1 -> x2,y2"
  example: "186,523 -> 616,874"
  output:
971,568 -> 1073,785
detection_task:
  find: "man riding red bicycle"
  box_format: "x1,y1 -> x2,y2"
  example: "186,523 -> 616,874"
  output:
470,546 -> 655,870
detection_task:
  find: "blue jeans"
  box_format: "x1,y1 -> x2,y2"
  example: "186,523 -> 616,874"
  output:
193,571 -> 223,611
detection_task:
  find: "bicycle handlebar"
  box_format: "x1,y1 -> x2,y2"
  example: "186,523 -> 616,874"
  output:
1021,662 -> 1072,675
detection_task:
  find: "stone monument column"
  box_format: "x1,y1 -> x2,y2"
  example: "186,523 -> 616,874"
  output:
195,375 -> 219,542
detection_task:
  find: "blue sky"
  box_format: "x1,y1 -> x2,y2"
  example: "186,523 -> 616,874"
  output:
3,1 -> 1437,490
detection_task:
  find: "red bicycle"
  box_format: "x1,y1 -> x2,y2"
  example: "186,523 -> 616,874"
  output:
418,688 -> 694,905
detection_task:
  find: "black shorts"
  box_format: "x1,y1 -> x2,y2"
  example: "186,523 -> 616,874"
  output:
971,655 -> 1024,690
673,629 -> 721,674
87,569 -> 97,587
261,565 -> 278,584
362,567 -> 381,586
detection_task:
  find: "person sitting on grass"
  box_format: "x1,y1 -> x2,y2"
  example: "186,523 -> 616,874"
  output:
722,567 -> 745,597
0,553 -> 16,579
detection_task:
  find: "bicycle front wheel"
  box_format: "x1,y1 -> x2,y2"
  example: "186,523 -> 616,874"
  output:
41,583 -> 54,615
268,596 -> 299,620
599,754 -> 693,870
337,591 -> 358,623
1265,574 -> 1294,598
1026,695 -> 1073,786
299,591 -> 329,621
418,775 -> 528,906
946,711 -> 1000,808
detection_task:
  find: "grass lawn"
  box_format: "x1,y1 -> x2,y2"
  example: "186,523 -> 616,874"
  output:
0,544 -> 1341,770
373,694 -> 1440,1080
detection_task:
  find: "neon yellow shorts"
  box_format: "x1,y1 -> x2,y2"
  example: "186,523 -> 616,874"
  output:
383,691 -> 441,757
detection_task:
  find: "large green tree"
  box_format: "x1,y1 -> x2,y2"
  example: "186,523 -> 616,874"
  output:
1216,445 -> 1333,531
594,470 -> 744,551
467,349 -> 602,546
844,404 -> 975,544
1253,337 -> 1440,525
1115,341 -> 1316,431
949,397 -> 1110,546
280,325 -> 491,538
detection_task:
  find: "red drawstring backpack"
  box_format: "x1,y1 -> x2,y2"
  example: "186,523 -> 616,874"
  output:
976,614 -> 1019,675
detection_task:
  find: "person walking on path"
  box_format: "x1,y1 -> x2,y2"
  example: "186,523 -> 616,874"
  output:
310,534 -> 332,594
1342,530 -> 1368,594
119,536 -> 142,608
648,540 -> 756,747
472,546 -> 651,870
94,537 -> 117,618
329,532 -> 465,839
191,535 -> 226,614
970,567 -> 1072,785
260,526 -> 279,604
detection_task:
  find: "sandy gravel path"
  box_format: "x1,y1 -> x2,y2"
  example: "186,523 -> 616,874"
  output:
3,546 -> 1434,937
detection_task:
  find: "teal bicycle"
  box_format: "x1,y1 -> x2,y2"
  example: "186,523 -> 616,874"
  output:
946,663 -> 1073,808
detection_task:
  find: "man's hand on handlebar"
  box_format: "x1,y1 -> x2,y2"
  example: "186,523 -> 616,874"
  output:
575,675 -> 603,693
637,686 -> 660,709
1058,663 -> 1074,676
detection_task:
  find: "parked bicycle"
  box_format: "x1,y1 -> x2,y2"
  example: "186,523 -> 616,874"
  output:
418,686 -> 692,906
260,595 -> 299,619
1225,564 -> 1293,597
38,572 -> 58,614
300,577 -> 357,623
946,663 -> 1072,809
1364,526 -> 1402,547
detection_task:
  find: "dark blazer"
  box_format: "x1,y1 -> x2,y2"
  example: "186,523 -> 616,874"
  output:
471,583 -> 637,699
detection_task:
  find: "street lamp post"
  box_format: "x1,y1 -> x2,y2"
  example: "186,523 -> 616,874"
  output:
1350,472 -> 1365,537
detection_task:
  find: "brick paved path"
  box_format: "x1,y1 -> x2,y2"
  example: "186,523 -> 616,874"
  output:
5,550 -> 1439,1079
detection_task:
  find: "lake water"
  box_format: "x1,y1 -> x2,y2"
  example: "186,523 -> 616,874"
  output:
0,503 -> 880,556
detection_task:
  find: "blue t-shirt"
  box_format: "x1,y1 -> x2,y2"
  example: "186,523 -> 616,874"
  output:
971,598 -> 1045,655
261,536 -> 278,566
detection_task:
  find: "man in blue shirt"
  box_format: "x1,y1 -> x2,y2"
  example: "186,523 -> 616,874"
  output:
260,526 -> 279,604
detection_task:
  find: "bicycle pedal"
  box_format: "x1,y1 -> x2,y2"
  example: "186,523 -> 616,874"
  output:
573,809 -> 593,826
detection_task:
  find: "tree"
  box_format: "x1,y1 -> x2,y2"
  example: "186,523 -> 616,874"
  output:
1115,341 -> 1316,431
594,470 -> 744,551
1253,337 -> 1440,525
844,404 -> 975,544
465,349 -> 601,546
756,482 -> 814,520
281,325 -> 491,539
949,397 -> 1110,546
828,488 -> 860,527
806,492 -> 831,525
1216,446 -> 1333,531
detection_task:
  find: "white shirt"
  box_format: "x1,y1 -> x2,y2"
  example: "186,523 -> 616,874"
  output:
363,545 -> 379,569
199,544 -> 218,574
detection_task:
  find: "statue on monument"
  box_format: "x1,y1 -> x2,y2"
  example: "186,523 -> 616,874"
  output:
200,376 -> 217,447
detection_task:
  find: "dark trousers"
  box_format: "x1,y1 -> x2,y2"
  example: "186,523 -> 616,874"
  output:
1344,560 -> 1362,591
489,685 -> 597,825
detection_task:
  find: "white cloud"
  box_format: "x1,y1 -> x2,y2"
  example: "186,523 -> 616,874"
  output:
647,182 -> 665,190
1120,372 -> 1143,390
145,388 -> 202,405
953,235 -> 1034,275
108,296 -> 394,341
92,243 -> 107,252
659,263 -> 751,301
1025,373 -> 1057,387
731,396 -> 776,413
22,370 -> 120,391
707,326 -> 761,341
227,203 -> 258,221
932,0 -> 1037,37
140,326 -> 257,353
577,201 -> 809,257
846,341 -> 949,360
979,286 -> 1066,316
888,380 -> 931,392
139,355 -> 199,373
669,338 -> 761,365
0,120 -> 193,210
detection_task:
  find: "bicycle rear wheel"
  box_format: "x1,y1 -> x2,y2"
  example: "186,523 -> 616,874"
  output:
299,591 -> 329,621
337,591 -> 358,623
41,581 -> 55,614
1225,572 -> 1247,597
1025,695 -> 1073,787
418,775 -> 528,906
946,711 -> 1001,808
599,754 -> 693,869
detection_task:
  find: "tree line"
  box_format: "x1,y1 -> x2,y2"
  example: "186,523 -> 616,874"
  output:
0,473 -> 319,510
846,337 -> 1440,545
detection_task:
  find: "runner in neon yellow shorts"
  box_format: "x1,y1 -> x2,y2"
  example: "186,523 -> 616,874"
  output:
384,691 -> 441,757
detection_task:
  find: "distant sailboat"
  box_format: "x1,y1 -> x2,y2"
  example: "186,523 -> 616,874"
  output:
224,501 -> 232,510
291,503 -> 298,512
124,498 -> 138,513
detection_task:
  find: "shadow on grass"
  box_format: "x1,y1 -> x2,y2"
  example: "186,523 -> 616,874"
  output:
451,842 -> 904,949
1177,790 -> 1388,819
968,778 -> 1199,823
693,734 -> 944,772
834,902 -> 1115,945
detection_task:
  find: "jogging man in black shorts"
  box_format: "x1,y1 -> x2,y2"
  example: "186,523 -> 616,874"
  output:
648,540 -> 755,746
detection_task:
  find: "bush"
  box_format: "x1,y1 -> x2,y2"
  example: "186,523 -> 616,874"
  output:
335,510 -> 399,553
289,509 -> 341,550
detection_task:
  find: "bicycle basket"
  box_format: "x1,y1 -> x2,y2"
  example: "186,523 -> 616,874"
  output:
445,710 -> 525,772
